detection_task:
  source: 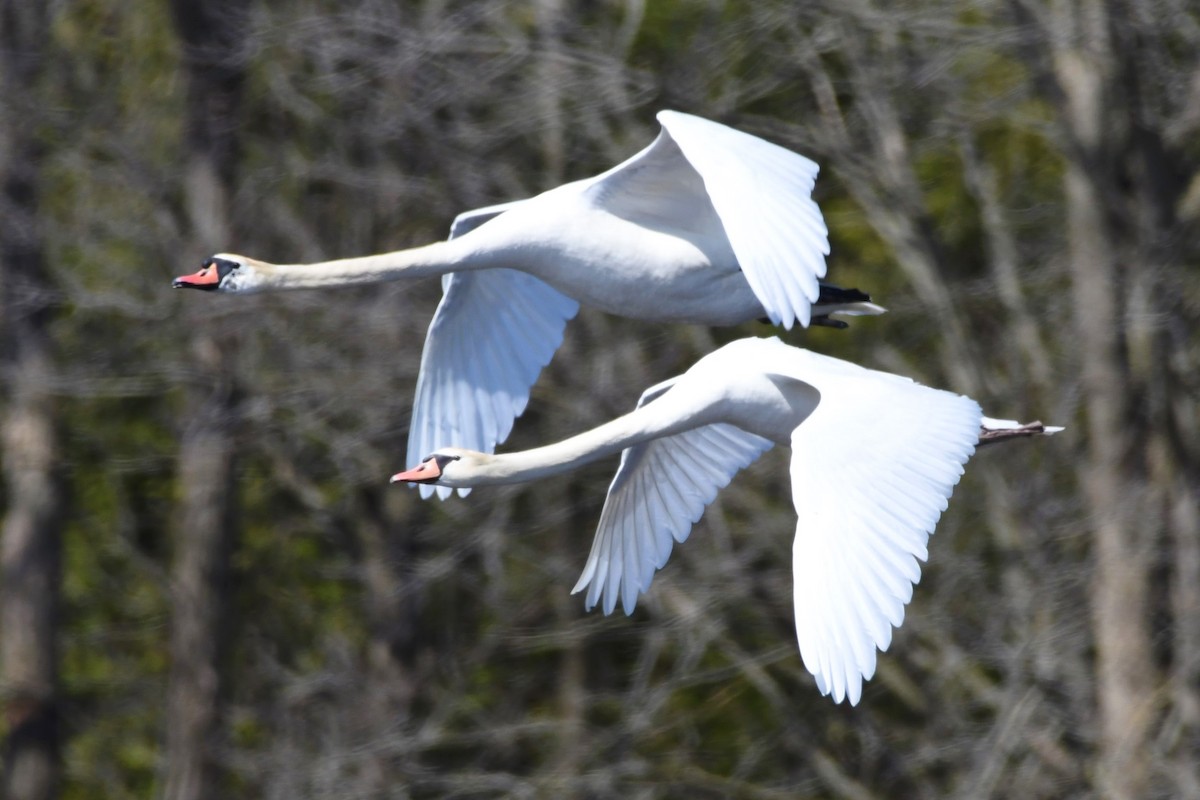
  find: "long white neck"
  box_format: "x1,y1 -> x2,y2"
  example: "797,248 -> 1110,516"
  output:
471,400 -> 698,486
243,238 -> 481,290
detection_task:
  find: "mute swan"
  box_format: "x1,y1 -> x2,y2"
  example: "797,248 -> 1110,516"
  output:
172,111 -> 884,499
389,337 -> 1061,704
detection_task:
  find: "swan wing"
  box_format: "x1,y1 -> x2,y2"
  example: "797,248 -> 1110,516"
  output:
448,200 -> 527,239
572,376 -> 774,616
786,351 -> 982,704
657,110 -> 830,329
408,268 -> 580,499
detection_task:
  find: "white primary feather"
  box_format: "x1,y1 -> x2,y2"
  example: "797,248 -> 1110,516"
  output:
784,351 -> 981,705
573,418 -> 774,616
656,111 -> 829,329
408,268 -> 578,499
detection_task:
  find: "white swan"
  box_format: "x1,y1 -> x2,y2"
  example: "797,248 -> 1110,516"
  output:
389,337 -> 1061,704
173,111 -> 884,499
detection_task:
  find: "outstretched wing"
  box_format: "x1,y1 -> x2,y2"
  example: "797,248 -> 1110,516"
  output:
572,377 -> 774,616
786,352 -> 982,704
657,110 -> 830,329
408,266 -> 579,500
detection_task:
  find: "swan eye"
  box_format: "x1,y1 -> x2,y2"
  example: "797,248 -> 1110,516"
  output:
431,453 -> 461,470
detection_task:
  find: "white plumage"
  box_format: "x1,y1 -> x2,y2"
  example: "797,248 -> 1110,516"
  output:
390,337 -> 1059,704
174,112 -> 883,499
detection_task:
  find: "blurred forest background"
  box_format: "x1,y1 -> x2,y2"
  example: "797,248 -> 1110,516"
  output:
1,0 -> 1198,798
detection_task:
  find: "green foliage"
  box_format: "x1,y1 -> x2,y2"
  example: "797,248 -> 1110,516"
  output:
60,397 -> 175,798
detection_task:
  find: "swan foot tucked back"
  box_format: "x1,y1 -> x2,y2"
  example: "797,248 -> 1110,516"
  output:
389,337 -> 1061,705
172,111 -> 885,499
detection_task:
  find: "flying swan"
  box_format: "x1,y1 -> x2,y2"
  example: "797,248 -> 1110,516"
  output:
173,111 -> 884,499
389,337 -> 1061,704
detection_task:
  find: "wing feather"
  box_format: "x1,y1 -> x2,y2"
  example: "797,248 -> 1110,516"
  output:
572,415 -> 774,617
787,353 -> 982,705
407,268 -> 579,499
658,111 -> 830,329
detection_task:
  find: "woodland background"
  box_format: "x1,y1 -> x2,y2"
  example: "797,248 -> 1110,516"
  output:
1,0 -> 1199,798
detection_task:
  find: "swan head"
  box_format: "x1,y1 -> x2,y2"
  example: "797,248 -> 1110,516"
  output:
173,254 -> 265,293
389,448 -> 491,489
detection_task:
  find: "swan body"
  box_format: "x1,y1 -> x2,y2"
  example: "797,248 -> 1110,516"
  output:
173,111 -> 885,498
390,337 -> 1062,705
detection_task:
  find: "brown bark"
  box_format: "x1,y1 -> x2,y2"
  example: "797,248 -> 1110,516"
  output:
1168,475 -> 1200,794
1050,4 -> 1157,796
1,367 -> 62,800
535,0 -> 566,187
162,2 -> 249,798
163,389 -> 237,800
0,3 -> 61,799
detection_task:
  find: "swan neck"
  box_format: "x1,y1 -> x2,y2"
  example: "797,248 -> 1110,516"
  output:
480,408 -> 676,485
261,239 -> 474,289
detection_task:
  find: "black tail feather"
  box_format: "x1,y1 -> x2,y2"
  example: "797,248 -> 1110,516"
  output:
816,284 -> 872,305
757,284 -> 880,329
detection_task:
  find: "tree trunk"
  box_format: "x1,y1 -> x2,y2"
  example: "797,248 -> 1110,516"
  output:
1066,160 -> 1155,800
1,360 -> 62,800
163,389 -> 237,800
0,3 -> 61,799
1050,4 -> 1157,796
162,2 -> 249,798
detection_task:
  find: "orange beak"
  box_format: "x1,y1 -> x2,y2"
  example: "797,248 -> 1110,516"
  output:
172,263 -> 221,289
390,459 -> 442,485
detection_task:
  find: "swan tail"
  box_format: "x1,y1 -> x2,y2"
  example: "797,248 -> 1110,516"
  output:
978,418 -> 1064,444
810,283 -> 887,328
